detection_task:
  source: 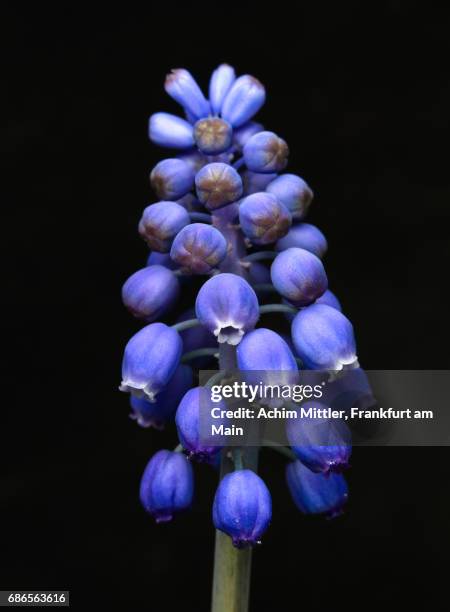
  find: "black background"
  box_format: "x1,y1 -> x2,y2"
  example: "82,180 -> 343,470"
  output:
3,3 -> 450,610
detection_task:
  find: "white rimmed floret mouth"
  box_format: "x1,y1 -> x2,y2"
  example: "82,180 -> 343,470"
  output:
119,381 -> 158,402
214,323 -> 245,346
327,355 -> 359,382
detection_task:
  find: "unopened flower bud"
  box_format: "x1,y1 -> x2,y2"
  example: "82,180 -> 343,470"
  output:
239,192 -> 291,245
221,75 -> 266,127
195,162 -> 243,210
243,131 -> 288,173
266,174 -> 313,220
195,273 -> 259,345
138,202 -> 190,252
140,450 -> 194,522
149,112 -> 194,149
150,158 -> 195,200
194,117 -> 233,155
271,247 -> 328,306
170,223 -> 227,274
291,304 -> 357,370
286,460 -> 348,517
276,223 -> 327,258
164,68 -> 210,119
209,64 -> 236,115
213,470 -> 272,547
120,323 -> 182,400
121,265 -> 179,321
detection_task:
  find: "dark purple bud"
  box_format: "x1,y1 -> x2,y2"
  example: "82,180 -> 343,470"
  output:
286,460 -> 348,518
209,64 -> 236,115
138,202 -> 190,252
120,322 -> 182,400
239,192 -> 292,245
175,387 -> 227,462
150,158 -> 195,200
121,265 -> 179,321
129,364 -> 193,428
195,273 -> 259,345
140,450 -> 194,523
241,170 -> 277,195
213,469 -> 272,547
243,131 -> 289,173
266,174 -> 313,220
291,304 -> 357,370
276,223 -> 327,258
149,113 -> 194,149
164,69 -> 210,120
170,223 -> 227,274
233,121 -> 264,150
315,289 -> 342,311
221,75 -> 266,127
194,117 -> 233,155
271,247 -> 328,306
195,163 -> 243,211
286,401 -> 352,474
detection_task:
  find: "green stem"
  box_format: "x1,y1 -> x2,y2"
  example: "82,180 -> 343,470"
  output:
181,347 -> 219,363
232,448 -> 244,471
252,283 -> 277,293
259,303 -> 297,315
171,318 -> 201,333
189,211 -> 212,223
211,345 -> 256,612
242,251 -> 277,263
261,439 -> 296,461
211,449 -> 256,612
205,370 -> 228,388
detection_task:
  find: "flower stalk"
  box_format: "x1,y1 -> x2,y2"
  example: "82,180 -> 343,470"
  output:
211,222 -> 257,612
211,448 -> 255,612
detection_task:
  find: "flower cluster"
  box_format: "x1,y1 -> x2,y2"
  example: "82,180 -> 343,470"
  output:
120,64 -> 369,548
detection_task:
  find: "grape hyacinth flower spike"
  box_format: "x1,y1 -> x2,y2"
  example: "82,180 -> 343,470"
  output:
120,63 -> 365,612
